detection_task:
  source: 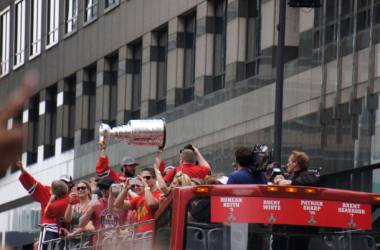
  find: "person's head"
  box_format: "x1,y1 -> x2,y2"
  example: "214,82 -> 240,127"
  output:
97,178 -> 115,199
130,180 -> 144,195
60,173 -> 74,191
171,172 -> 191,188
287,151 -> 309,174
76,180 -> 92,200
51,180 -> 68,197
121,156 -> 139,177
140,168 -> 156,188
234,146 -> 254,168
190,178 -> 204,186
180,149 -> 196,164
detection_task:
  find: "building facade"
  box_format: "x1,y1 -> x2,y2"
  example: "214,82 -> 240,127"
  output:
1,0 -> 380,248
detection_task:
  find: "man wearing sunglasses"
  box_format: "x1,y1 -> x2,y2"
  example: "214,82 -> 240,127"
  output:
96,141 -> 138,182
79,178 -> 126,237
114,168 -> 161,232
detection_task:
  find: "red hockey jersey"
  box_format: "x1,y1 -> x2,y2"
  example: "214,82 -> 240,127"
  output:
19,171 -> 58,232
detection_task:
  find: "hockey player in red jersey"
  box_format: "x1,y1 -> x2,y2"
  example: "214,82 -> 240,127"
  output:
16,160 -> 74,249
96,141 -> 139,182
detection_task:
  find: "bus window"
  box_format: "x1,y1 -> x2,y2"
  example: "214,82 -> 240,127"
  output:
154,202 -> 173,250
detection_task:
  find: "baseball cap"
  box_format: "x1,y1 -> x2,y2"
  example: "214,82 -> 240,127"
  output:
121,156 -> 139,166
97,177 -> 115,187
164,166 -> 174,173
60,173 -> 73,183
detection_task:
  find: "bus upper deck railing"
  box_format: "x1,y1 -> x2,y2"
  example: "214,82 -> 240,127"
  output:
39,219 -> 154,250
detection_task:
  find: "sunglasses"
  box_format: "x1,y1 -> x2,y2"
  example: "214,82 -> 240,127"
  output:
131,185 -> 141,188
143,176 -> 152,180
77,186 -> 87,191
99,186 -> 110,191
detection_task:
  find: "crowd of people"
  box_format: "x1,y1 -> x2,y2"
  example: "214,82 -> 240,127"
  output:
15,139 -> 318,249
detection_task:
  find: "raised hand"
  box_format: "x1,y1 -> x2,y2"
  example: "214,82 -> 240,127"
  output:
0,72 -> 38,176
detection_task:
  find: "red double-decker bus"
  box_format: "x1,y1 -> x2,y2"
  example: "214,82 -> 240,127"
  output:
39,184 -> 380,250
153,185 -> 380,250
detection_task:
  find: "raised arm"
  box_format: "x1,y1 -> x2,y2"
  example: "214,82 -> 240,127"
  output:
78,201 -> 99,228
108,184 -> 125,213
99,141 -> 107,158
0,71 -> 38,176
193,146 -> 210,168
64,193 -> 77,223
16,159 -> 26,174
114,179 -> 133,211
154,155 -> 170,196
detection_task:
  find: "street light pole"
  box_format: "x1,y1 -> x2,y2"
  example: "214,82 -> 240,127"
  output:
273,0 -> 287,169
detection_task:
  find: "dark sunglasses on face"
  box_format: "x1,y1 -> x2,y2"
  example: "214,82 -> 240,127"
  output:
143,176 -> 152,180
131,185 -> 141,188
77,186 -> 87,191
99,186 -> 110,191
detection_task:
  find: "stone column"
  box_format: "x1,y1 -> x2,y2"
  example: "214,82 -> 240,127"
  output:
225,0 -> 246,88
140,32 -> 158,118
194,1 -> 214,103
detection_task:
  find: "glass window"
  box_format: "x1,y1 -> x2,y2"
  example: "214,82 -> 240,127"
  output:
62,75 -> 76,152
30,0 -> 42,58
245,0 -> 261,79
44,85 -> 57,159
105,0 -> 119,10
27,94 -> 39,165
65,0 -> 78,34
132,42 -> 142,119
211,0 -> 227,94
46,0 -> 59,47
182,13 -> 196,105
81,66 -> 96,144
156,28 -> 168,115
106,54 -> 118,128
14,0 -> 25,68
84,0 -> 97,23
0,7 -> 10,77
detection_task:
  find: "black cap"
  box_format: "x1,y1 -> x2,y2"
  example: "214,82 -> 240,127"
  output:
97,177 -> 114,187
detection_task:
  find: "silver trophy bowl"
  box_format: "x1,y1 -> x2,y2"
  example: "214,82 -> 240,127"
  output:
99,119 -> 166,148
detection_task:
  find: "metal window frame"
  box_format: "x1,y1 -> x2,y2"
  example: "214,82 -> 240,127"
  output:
14,0 -> 26,69
0,7 -> 10,78
29,0 -> 42,59
64,0 -> 78,35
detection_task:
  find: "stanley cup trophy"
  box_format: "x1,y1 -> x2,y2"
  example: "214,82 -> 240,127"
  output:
99,118 -> 166,148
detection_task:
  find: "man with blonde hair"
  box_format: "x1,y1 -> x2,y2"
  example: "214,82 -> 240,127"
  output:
274,151 -> 318,186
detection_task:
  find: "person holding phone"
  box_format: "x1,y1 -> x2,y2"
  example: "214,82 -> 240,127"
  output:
109,179 -> 144,235
78,178 -> 126,240
114,168 -> 161,233
62,181 -> 95,245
